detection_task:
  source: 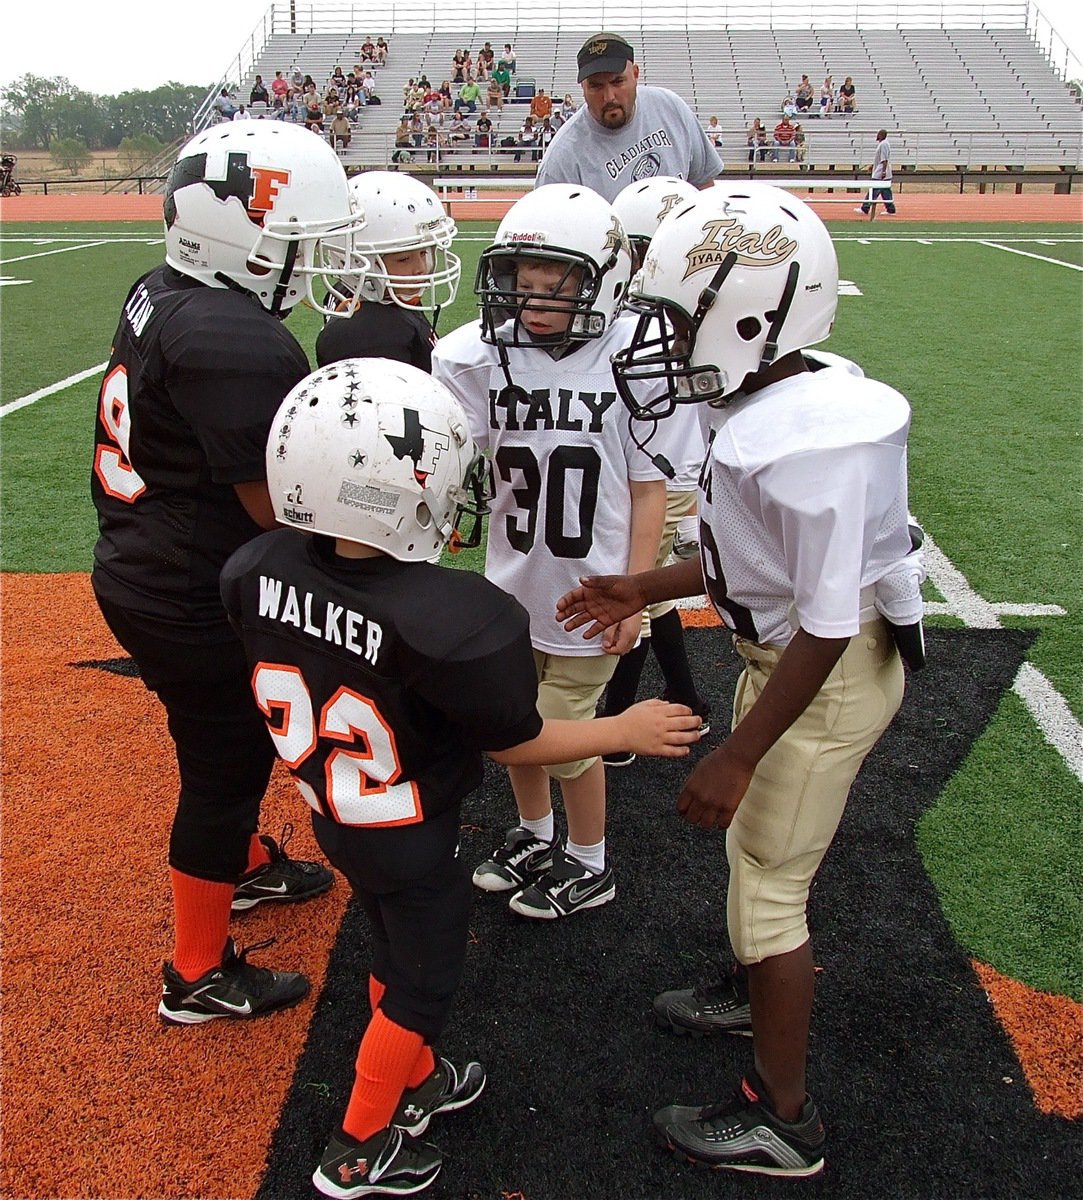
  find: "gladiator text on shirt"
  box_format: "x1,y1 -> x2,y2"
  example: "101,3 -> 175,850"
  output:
605,128 -> 673,180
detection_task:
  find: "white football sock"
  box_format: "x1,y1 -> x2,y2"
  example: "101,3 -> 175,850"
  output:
565,837 -> 605,875
521,812 -> 555,844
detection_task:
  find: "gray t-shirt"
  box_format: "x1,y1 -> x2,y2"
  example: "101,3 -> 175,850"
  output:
535,85 -> 723,201
872,138 -> 892,181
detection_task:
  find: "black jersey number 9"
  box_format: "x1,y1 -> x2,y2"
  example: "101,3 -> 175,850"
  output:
495,445 -> 601,558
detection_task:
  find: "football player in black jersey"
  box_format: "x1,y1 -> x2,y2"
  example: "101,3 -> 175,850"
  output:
316,172 -> 460,373
90,121 -> 369,1025
220,358 -> 700,1197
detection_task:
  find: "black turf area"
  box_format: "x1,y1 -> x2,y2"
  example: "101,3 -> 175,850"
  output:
257,626 -> 1082,1200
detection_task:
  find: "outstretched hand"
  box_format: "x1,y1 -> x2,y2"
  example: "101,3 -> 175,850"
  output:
619,699 -> 702,758
555,574 -> 646,641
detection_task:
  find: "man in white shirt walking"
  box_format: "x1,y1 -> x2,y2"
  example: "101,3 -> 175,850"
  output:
859,129 -> 897,216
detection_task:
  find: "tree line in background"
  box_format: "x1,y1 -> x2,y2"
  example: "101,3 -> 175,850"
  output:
0,74 -> 212,175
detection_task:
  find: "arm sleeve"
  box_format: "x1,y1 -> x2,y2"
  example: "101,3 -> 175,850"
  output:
407,588 -> 544,751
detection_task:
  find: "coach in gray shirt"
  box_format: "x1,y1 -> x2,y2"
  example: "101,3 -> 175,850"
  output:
536,32 -> 722,201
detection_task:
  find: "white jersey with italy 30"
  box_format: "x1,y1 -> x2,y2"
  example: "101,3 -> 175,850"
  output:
432,315 -> 671,654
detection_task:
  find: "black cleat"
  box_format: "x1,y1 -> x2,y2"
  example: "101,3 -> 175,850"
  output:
509,846 -> 615,919
313,1125 -> 441,1197
472,826 -> 555,893
232,822 -> 334,912
158,937 -> 309,1025
653,968 -> 752,1037
394,1056 -> 486,1135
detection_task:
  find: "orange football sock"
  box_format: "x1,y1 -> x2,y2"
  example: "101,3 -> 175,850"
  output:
245,832 -> 271,873
169,868 -> 234,982
368,974 -> 387,1013
342,1010 -> 425,1142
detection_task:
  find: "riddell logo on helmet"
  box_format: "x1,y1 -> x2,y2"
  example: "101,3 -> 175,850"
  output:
682,218 -> 798,280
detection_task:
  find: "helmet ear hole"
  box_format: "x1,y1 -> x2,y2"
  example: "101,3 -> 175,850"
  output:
737,316 -> 762,341
415,502 -> 433,529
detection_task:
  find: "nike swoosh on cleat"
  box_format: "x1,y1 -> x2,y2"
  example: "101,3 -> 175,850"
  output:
245,881 -> 289,894
193,993 -> 252,1014
566,880 -> 607,905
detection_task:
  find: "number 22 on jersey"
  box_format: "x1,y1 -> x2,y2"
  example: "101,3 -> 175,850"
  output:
252,663 -> 422,827
94,365 -> 147,502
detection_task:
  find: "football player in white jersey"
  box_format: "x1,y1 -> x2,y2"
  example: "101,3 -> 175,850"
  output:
600,177 -> 712,766
431,184 -> 670,919
557,184 -> 925,1176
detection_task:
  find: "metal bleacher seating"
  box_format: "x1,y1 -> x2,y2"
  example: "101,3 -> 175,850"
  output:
225,20 -> 1080,174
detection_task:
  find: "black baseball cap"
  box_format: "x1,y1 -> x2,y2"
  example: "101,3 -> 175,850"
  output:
577,32 -> 634,82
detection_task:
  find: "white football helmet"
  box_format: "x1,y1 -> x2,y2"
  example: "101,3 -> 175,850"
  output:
476,184 -> 632,347
163,122 -> 367,317
612,184 -> 838,415
266,358 -> 492,561
342,172 -> 460,313
612,176 -> 700,267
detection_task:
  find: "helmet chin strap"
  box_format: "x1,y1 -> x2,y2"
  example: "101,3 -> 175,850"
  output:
270,238 -> 300,317
758,260 -> 801,369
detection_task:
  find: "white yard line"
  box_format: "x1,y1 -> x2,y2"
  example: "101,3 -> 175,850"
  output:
923,533 -> 1082,784
0,362 -> 107,418
0,241 -> 109,265
977,240 -> 1083,270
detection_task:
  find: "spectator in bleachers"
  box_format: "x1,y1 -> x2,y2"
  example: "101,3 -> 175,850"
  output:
794,122 -> 808,170
500,44 -> 516,75
329,111 -> 352,152
455,77 -> 481,115
559,93 -> 578,122
331,65 -> 347,91
515,115 -> 539,162
838,76 -> 857,113
474,49 -> 491,81
323,90 -> 342,120
781,93 -> 797,119
376,37 -> 389,65
747,116 -> 768,163
452,50 -> 467,83
773,114 -> 797,161
492,60 -> 512,98
424,88 -> 444,120
530,88 -> 553,122
404,80 -> 425,112
426,123 -> 448,164
820,75 -> 834,117
288,87 -> 305,121
291,68 -> 304,89
393,115 -> 412,162
705,114 -> 723,147
487,76 -> 505,110
419,74 -> 432,91
304,92 -> 325,133
476,110 -> 493,148
271,71 -> 289,109
343,83 -> 363,119
250,75 -> 269,106
439,79 -> 453,108
538,117 -> 557,155
303,74 -> 316,90
795,75 -> 814,113
232,103 -> 251,121
449,113 -> 471,143
213,88 -> 238,120
360,37 -> 377,63
478,42 -> 496,78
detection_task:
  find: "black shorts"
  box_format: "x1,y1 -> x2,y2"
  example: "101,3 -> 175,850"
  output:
312,806 -> 471,1042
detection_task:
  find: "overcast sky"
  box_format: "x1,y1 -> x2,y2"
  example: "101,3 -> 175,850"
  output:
2,0 -> 1080,95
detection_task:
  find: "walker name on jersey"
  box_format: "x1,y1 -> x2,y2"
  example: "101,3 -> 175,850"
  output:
258,575 -> 383,664
488,387 -> 618,432
605,129 -> 673,180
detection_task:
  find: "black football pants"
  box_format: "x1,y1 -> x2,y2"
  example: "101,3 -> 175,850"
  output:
94,593 -> 276,883
311,806 -> 471,1044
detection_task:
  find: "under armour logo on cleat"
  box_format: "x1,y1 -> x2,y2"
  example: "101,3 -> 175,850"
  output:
339,1158 -> 368,1182
402,1104 -> 424,1119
